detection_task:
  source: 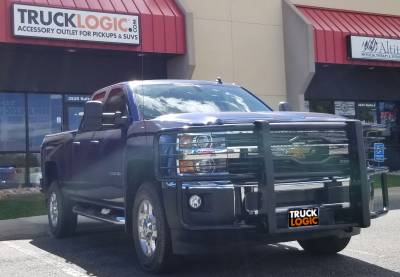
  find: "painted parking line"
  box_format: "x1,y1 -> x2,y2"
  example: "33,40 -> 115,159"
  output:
343,248 -> 386,259
1,240 -> 88,277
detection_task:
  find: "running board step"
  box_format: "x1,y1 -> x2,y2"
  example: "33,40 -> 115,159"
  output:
73,205 -> 125,225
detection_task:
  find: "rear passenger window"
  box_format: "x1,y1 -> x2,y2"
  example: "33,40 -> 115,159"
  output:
92,91 -> 106,101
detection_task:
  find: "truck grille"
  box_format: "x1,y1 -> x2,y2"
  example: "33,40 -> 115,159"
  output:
223,127 -> 351,182
225,132 -> 261,178
270,129 -> 350,181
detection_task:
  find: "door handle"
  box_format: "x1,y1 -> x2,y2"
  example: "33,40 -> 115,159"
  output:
90,140 -> 100,144
73,141 -> 81,145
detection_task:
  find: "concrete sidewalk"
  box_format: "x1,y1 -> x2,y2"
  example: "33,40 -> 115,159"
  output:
0,216 -> 49,241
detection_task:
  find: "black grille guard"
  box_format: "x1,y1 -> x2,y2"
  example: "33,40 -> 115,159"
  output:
154,120 -> 389,233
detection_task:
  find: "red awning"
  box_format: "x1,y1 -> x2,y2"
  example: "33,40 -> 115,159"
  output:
0,0 -> 185,54
298,5 -> 400,67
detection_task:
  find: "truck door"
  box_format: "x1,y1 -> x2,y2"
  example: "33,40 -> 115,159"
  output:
90,87 -> 128,206
64,91 -> 107,198
67,130 -> 96,197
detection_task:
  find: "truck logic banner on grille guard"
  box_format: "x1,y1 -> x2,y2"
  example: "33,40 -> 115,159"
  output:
288,208 -> 319,228
12,4 -> 140,45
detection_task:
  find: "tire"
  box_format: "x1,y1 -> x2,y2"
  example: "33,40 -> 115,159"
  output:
46,182 -> 77,238
132,182 -> 174,273
298,236 -> 351,254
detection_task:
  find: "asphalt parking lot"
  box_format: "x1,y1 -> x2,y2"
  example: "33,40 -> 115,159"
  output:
0,188 -> 399,277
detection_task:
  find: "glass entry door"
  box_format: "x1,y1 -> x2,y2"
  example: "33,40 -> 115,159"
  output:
66,105 -> 84,131
63,95 -> 90,131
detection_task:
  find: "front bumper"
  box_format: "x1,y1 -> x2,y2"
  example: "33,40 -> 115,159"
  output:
162,180 -> 363,254
163,179 -> 357,230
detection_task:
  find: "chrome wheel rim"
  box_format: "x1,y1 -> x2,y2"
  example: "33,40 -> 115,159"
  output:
137,199 -> 157,257
49,192 -> 59,227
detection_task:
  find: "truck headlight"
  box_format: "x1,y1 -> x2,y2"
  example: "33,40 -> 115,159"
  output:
178,133 -> 224,149
158,130 -> 258,178
176,133 -> 227,175
195,135 -> 213,148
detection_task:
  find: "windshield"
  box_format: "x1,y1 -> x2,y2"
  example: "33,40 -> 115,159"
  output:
133,83 -> 272,119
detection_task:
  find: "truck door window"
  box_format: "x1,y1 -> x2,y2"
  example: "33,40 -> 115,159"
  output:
104,88 -> 128,115
103,88 -> 128,127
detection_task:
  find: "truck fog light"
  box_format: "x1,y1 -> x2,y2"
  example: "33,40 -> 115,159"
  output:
189,195 -> 202,209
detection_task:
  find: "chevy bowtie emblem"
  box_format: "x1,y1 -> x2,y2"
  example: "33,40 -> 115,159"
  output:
288,145 -> 312,159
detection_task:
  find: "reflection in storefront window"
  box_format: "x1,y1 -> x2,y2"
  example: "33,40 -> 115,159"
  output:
28,94 -> 62,151
0,154 -> 26,189
0,93 -> 26,151
28,153 -> 41,187
379,102 -> 398,128
67,106 -> 84,130
377,102 -> 400,170
64,95 -> 89,131
357,102 -> 377,124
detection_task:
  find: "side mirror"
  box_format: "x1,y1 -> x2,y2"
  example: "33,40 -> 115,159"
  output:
278,101 -> 292,112
81,101 -> 103,131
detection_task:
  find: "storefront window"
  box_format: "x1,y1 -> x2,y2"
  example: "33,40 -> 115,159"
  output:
28,94 -> 62,151
357,102 -> 378,124
307,99 -> 400,170
0,153 -> 26,189
377,102 -> 400,170
309,101 -> 334,114
0,93 -> 26,151
28,153 -> 41,187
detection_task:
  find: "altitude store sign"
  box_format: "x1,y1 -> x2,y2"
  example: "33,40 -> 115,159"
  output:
13,4 -> 140,45
349,35 -> 400,62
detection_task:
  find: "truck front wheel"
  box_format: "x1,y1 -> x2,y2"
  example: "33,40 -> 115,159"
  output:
298,236 -> 351,254
132,182 -> 173,273
46,182 -> 77,238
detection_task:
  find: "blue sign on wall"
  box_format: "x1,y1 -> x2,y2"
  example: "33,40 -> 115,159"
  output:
374,143 -> 385,162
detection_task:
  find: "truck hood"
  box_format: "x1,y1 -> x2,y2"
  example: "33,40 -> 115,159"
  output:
152,112 -> 346,125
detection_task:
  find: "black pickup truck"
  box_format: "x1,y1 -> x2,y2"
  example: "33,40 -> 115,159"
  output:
41,80 -> 389,273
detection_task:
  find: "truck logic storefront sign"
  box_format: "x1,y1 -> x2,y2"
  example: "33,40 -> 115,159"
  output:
349,35 -> 400,62
13,4 -> 140,45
